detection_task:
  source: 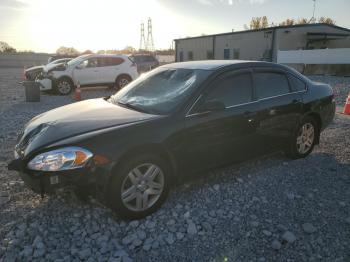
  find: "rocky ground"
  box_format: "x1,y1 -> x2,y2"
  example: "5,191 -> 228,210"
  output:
0,68 -> 349,262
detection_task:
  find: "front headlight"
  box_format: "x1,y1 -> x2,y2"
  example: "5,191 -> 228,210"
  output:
27,147 -> 93,171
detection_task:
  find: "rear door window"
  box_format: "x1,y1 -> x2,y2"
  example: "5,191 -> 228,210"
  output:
254,72 -> 290,99
204,73 -> 253,107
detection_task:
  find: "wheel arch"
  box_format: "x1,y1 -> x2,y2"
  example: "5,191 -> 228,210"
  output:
304,112 -> 322,144
110,143 -> 178,182
56,75 -> 75,86
115,73 -> 132,83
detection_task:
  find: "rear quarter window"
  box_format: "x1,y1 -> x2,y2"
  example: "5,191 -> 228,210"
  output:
288,74 -> 306,92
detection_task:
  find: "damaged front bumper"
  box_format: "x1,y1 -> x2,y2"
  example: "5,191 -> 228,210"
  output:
35,78 -> 53,91
8,158 -> 110,196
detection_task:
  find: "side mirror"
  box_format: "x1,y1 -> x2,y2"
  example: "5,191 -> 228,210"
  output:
76,64 -> 83,70
198,99 -> 225,113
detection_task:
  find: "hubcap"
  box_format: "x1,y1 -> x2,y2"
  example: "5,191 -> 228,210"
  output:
119,78 -> 129,88
296,123 -> 314,154
57,81 -> 71,94
121,163 -> 164,212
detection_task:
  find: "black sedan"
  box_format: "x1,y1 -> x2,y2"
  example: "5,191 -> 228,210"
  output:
9,61 -> 335,219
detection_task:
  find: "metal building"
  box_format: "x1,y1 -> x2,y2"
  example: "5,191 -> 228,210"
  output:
174,23 -> 350,62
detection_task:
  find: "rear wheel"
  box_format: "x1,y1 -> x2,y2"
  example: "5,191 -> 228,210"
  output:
107,154 -> 170,219
285,116 -> 318,159
55,78 -> 73,95
115,75 -> 131,90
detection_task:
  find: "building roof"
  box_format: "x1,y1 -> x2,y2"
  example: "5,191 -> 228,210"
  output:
161,60 -> 273,70
174,23 -> 350,42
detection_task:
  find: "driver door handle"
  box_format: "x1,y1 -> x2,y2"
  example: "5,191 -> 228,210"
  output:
244,111 -> 257,123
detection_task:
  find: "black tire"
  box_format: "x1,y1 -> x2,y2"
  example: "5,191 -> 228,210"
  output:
55,77 -> 74,95
285,116 -> 319,159
107,154 -> 170,219
115,75 -> 131,90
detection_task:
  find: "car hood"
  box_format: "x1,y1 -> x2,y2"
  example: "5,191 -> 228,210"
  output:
26,65 -> 44,72
43,63 -> 66,73
16,98 -> 160,157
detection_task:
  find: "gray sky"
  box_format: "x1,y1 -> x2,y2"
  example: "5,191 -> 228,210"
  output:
0,0 -> 349,53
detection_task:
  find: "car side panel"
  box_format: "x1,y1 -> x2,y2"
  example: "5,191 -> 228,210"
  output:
299,82 -> 335,131
256,93 -> 304,139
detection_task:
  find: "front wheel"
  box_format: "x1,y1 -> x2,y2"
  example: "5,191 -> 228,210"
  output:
107,154 -> 170,219
55,78 -> 73,95
285,116 -> 318,159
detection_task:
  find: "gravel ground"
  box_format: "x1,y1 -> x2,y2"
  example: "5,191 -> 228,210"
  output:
0,68 -> 349,262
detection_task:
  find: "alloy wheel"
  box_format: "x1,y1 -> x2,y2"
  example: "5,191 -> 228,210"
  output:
296,123 -> 315,154
121,163 -> 164,212
57,81 -> 71,94
119,78 -> 129,88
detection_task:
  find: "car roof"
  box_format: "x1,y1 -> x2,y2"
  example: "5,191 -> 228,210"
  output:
161,60 -> 280,70
131,54 -> 154,57
84,54 -> 128,58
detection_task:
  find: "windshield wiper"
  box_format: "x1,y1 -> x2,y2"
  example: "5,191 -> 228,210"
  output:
117,101 -> 147,113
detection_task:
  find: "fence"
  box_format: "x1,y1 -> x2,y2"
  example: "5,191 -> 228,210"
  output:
156,55 -> 175,65
277,48 -> 350,65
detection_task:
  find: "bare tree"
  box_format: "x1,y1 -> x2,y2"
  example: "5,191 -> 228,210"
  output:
279,18 -> 295,26
249,16 -> 269,29
56,46 -> 79,55
121,46 -> 136,54
261,16 -> 269,28
246,16 -> 335,30
82,50 -> 93,55
296,18 -> 309,24
0,41 -> 17,53
318,17 -> 335,25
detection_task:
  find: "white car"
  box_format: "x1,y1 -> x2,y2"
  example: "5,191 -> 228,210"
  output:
37,54 -> 139,95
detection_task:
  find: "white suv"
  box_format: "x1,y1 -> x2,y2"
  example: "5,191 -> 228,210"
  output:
37,54 -> 139,95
